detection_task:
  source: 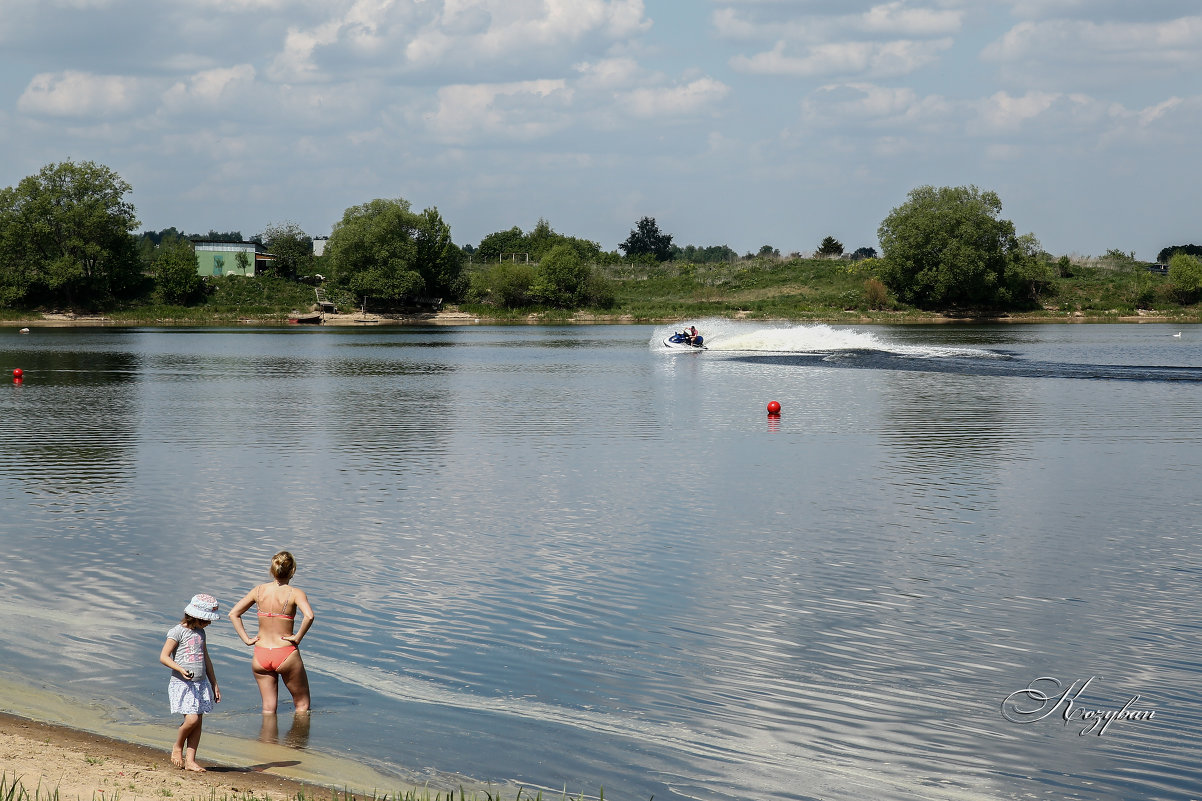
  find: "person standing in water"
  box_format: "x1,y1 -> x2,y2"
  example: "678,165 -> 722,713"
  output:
229,551 -> 315,714
159,594 -> 221,770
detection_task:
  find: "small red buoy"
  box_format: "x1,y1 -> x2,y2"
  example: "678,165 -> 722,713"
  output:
12,368 -> 23,379
766,400 -> 781,415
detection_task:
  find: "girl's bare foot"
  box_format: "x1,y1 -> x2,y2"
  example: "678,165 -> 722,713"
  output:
184,761 -> 206,772
170,748 -> 184,769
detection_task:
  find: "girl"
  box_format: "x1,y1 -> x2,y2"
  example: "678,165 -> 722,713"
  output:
159,593 -> 221,771
229,550 -> 315,714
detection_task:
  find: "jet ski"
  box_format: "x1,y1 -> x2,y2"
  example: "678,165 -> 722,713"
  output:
665,331 -> 705,350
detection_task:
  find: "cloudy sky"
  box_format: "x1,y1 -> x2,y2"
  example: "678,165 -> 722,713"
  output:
1,0 -> 1198,259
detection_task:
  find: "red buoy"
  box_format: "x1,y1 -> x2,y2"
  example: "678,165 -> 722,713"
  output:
12,368 -> 23,379
766,400 -> 781,415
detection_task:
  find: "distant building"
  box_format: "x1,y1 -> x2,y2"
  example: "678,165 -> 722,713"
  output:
193,240 -> 275,277
312,236 -> 329,257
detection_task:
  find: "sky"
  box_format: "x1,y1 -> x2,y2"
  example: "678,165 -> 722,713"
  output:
1,0 -> 1198,260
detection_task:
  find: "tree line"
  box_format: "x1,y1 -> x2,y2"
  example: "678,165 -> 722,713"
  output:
3,159 -> 1200,314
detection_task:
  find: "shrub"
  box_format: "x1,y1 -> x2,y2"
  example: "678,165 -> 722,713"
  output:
1169,252 -> 1202,304
153,238 -> 204,305
864,278 -> 889,309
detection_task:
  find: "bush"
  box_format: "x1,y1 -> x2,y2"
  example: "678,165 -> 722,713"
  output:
153,239 -> 204,305
864,278 -> 889,309
488,262 -> 537,308
1169,253 -> 1202,304
533,244 -> 592,307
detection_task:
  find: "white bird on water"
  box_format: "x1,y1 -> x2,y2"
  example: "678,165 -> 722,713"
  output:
1173,332 -> 1182,338
18,328 -> 29,334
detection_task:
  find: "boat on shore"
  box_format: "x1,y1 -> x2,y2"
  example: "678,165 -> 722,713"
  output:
288,312 -> 322,325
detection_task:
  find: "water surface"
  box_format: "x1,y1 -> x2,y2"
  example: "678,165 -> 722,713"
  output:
1,321 -> 1199,801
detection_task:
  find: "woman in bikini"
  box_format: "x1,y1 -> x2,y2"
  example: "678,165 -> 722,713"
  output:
229,551 -> 315,714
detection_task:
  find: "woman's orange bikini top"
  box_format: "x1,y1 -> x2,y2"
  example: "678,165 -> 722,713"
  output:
256,585 -> 295,620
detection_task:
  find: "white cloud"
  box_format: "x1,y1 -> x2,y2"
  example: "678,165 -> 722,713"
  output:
983,16 -> 1202,68
973,90 -> 1062,133
575,57 -> 642,90
17,71 -> 148,117
268,21 -> 343,82
266,0 -> 650,81
622,77 -> 730,118
801,82 -> 952,128
717,2 -> 959,79
422,80 -> 573,143
988,0 -> 1202,22
161,65 -> 256,112
713,1 -> 963,41
859,2 -> 963,36
732,38 -> 951,78
195,0 -> 290,9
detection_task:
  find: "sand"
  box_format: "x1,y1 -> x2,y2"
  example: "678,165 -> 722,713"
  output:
0,711 -> 323,801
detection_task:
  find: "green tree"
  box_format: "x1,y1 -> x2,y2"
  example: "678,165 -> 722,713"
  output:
620,217 -> 673,262
260,221 -> 313,280
414,206 -> 467,300
758,245 -> 781,258
1169,252 -> 1202,304
153,238 -> 204,304
877,185 -> 1037,308
1158,244 -> 1202,264
527,244 -> 614,308
527,218 -> 557,260
477,226 -> 529,261
673,244 -> 737,263
817,236 -> 844,256
0,160 -> 141,309
326,198 -> 465,304
1006,232 -> 1055,303
532,244 -> 591,307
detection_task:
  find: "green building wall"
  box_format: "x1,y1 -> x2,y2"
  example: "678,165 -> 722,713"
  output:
193,242 -> 264,277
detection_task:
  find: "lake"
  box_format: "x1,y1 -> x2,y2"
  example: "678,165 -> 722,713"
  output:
1,320 -> 1200,801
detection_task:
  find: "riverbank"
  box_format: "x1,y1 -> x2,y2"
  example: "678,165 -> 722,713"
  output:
3,307 -> 1199,328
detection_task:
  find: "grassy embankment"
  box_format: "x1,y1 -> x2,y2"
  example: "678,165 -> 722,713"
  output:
1,255 -> 1196,324
461,254 -> 1200,323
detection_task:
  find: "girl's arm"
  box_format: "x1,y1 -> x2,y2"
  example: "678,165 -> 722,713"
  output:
204,648 -> 220,702
283,588 -> 316,645
159,637 -> 190,678
227,587 -> 260,646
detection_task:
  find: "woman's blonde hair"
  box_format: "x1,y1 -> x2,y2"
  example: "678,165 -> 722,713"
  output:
270,550 -> 296,582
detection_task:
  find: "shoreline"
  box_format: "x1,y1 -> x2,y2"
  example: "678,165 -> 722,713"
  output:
0,677 -> 436,801
0,674 -> 504,801
2,308 -> 1198,327
0,710 -> 326,801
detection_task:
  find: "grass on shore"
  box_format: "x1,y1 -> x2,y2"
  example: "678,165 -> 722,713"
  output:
1,774 -> 630,801
4,255 -> 1199,324
452,255 -> 1202,322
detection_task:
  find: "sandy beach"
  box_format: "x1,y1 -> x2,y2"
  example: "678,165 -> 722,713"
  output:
0,711 -> 322,801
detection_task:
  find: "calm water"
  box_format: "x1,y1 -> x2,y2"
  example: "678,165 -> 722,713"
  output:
1,320 -> 1200,801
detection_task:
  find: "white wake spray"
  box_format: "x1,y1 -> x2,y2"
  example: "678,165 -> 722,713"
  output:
652,320 -> 1001,359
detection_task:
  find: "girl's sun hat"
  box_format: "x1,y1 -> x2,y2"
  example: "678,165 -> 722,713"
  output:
184,594 -> 220,621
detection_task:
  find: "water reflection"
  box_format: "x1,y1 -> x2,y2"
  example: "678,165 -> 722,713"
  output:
259,713 -> 312,749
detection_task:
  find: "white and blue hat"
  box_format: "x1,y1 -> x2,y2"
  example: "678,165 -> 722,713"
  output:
184,593 -> 220,621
